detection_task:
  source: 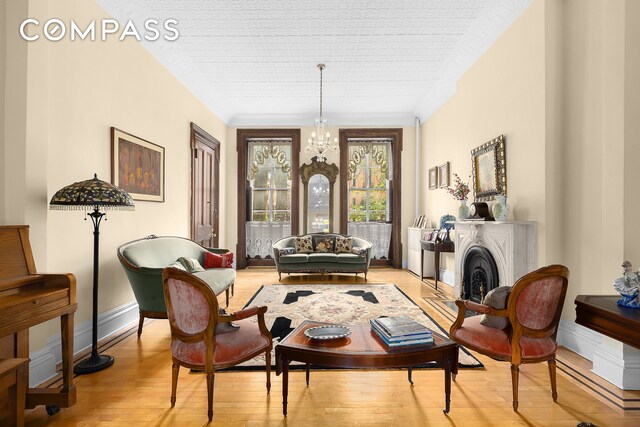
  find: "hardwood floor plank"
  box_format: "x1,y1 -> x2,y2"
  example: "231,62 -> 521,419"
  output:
24,268 -> 640,426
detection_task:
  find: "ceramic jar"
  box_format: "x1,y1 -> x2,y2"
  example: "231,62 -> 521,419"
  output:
458,200 -> 470,220
492,195 -> 510,221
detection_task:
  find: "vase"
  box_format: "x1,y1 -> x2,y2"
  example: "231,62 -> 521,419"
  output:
492,195 -> 510,221
458,200 -> 470,220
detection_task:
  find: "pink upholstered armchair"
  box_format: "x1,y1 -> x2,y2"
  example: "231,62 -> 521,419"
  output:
449,264 -> 569,411
162,268 -> 272,422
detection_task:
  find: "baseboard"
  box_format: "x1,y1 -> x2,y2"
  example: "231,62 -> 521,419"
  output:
439,269 -> 455,289
29,300 -> 139,387
557,319 -> 603,360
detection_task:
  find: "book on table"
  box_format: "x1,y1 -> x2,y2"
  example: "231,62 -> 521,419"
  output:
370,316 -> 433,347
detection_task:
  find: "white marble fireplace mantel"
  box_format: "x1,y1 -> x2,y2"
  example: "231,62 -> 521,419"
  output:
454,221 -> 538,298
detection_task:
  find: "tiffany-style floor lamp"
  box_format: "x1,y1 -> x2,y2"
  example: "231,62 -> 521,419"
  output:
50,174 -> 134,374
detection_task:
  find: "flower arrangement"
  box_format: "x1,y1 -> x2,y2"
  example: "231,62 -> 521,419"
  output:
446,173 -> 471,201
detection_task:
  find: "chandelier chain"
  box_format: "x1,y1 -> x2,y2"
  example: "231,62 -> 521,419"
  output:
319,64 -> 324,117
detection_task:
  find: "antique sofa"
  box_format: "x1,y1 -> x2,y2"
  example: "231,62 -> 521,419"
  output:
272,233 -> 372,281
117,235 -> 235,337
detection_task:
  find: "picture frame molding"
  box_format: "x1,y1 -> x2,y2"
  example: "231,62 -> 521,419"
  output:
111,127 -> 165,202
471,134 -> 506,202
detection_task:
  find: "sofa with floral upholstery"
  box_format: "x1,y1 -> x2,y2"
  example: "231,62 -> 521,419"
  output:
272,233 -> 372,281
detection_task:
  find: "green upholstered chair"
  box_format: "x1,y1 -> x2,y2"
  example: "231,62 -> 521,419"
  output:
117,235 -> 235,337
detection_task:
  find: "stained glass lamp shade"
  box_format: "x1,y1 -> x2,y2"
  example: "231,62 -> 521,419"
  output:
50,174 -> 134,374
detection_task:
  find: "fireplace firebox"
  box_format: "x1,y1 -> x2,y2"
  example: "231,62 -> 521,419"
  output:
462,245 -> 499,303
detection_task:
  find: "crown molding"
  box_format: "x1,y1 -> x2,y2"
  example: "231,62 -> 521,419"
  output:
230,113 -> 417,128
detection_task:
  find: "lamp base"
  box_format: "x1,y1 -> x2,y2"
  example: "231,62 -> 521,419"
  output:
73,353 -> 114,375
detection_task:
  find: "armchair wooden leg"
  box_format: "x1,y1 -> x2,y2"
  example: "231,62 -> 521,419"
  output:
137,314 -> 145,338
265,349 -> 271,394
511,364 -> 520,412
548,358 -> 558,402
207,372 -> 215,422
171,362 -> 180,408
225,289 -> 230,308
231,282 -> 234,297
278,272 -> 282,281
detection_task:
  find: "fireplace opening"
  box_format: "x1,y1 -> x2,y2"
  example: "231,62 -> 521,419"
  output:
462,246 -> 499,303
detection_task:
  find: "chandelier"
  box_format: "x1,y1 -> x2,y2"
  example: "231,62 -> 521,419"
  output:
306,63 -> 338,162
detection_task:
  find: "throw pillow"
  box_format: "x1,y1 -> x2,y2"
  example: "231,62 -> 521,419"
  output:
479,286 -> 511,329
278,247 -> 296,256
335,236 -> 353,253
204,251 -> 234,268
177,257 -> 205,273
313,236 -> 335,253
167,261 -> 187,271
295,236 -> 313,254
351,247 -> 367,257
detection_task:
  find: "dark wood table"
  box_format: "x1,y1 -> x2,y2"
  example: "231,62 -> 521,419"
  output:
275,320 -> 459,416
420,240 -> 455,290
575,295 -> 640,349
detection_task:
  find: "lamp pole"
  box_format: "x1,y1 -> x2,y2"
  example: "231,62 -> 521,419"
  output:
73,206 -> 114,374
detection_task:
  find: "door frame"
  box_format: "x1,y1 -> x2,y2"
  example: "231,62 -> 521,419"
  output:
236,129 -> 301,269
339,128 -> 403,269
190,122 -> 220,247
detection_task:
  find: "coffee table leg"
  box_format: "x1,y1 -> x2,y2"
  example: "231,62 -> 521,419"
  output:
407,367 -> 413,385
443,363 -> 451,414
282,359 -> 289,416
305,363 -> 311,386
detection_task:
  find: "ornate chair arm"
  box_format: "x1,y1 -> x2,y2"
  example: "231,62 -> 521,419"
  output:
220,306 -> 267,321
463,300 -> 491,314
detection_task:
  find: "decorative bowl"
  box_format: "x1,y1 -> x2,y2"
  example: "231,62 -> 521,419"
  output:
304,325 -> 351,340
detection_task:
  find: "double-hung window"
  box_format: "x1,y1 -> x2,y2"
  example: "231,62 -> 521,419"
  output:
347,139 -> 391,223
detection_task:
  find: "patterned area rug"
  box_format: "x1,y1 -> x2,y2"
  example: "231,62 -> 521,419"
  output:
224,284 -> 482,370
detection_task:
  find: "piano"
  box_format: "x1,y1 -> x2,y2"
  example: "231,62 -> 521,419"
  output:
0,225 -> 77,419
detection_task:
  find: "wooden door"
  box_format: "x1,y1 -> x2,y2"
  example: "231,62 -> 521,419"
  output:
191,123 -> 220,248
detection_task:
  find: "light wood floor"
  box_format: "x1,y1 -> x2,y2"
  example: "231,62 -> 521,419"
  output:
24,268 -> 640,426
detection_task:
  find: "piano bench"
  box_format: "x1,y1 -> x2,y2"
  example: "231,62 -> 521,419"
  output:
0,358 -> 29,427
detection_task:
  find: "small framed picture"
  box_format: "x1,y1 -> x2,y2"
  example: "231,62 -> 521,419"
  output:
438,162 -> 450,188
428,167 -> 438,190
423,231 -> 433,241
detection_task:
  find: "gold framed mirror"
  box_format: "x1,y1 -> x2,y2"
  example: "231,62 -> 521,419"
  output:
301,156 -> 339,234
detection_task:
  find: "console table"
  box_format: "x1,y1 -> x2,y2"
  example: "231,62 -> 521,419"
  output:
420,240 -> 455,290
575,295 -> 640,349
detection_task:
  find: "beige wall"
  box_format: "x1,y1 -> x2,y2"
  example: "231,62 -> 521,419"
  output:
624,0 -> 640,265
227,125 -> 417,264
559,0 -> 637,316
2,0 -> 228,351
422,0 -> 639,320
0,1 -> 5,223
421,0 -> 548,276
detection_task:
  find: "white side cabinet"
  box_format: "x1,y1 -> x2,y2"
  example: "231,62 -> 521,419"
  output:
407,227 -> 436,278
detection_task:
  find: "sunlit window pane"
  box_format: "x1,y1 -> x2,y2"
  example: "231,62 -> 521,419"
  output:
252,190 -> 269,211
254,169 -> 270,188
274,190 -> 291,210
252,211 -> 268,222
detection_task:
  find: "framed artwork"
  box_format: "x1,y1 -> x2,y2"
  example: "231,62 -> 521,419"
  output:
471,134 -> 506,201
111,127 -> 165,202
428,167 -> 438,190
438,162 -> 450,188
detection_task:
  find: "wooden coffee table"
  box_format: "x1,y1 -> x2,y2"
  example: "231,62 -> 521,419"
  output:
275,320 -> 459,415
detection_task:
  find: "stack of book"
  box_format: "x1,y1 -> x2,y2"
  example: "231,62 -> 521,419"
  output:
370,316 -> 433,347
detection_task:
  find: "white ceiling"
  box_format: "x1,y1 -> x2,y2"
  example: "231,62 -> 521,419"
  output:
98,0 -> 532,126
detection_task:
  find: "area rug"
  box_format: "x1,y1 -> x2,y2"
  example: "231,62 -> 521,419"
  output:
224,284 -> 483,371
